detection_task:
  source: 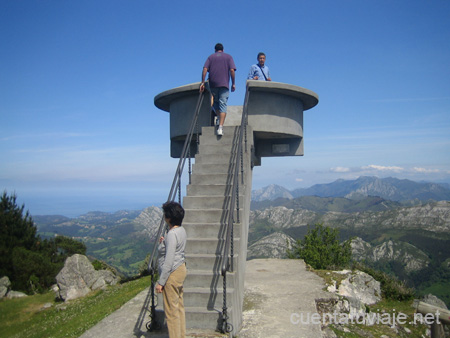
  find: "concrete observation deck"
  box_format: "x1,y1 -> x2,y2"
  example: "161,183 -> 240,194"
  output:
154,80 -> 319,165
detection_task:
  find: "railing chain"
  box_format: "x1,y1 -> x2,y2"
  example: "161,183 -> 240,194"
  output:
220,83 -> 250,334
188,154 -> 192,185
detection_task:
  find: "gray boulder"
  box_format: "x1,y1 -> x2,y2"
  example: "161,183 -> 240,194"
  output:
247,232 -> 295,259
0,276 -> 11,298
6,290 -> 27,299
338,270 -> 381,305
322,269 -> 381,320
422,293 -> 448,310
55,254 -> 119,301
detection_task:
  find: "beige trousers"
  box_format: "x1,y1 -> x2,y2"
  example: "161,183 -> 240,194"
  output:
163,263 -> 187,338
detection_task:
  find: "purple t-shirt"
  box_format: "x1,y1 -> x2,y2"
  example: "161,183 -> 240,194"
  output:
203,51 -> 236,89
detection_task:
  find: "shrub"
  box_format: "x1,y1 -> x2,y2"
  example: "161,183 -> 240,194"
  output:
287,223 -> 352,270
92,260 -> 105,271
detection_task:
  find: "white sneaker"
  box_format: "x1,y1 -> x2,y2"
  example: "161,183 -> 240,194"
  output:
217,126 -> 223,136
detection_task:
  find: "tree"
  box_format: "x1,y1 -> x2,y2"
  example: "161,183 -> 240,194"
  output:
0,191 -> 38,279
11,246 -> 59,293
0,191 -> 87,293
287,223 -> 352,270
54,235 -> 86,258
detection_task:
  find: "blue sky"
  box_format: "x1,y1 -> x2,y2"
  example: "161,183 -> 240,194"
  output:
1,0 -> 449,216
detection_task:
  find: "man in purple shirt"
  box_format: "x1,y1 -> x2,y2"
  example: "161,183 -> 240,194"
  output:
199,43 -> 236,136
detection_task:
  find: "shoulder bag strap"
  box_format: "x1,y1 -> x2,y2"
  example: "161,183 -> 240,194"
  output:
257,64 -> 268,81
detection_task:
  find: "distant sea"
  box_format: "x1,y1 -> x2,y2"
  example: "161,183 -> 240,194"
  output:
16,194 -> 164,218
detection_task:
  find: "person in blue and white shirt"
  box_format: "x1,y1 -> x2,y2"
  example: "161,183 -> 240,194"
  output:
247,52 -> 272,81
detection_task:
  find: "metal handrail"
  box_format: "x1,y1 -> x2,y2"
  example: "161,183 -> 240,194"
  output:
146,89 -> 205,331
220,83 -> 250,333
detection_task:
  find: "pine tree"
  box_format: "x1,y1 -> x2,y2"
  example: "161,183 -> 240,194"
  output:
0,191 -> 87,293
0,191 -> 38,279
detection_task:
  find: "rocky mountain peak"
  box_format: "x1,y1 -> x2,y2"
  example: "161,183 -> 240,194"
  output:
252,184 -> 293,202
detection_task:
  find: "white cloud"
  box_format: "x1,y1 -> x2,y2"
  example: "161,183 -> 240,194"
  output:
362,164 -> 404,172
411,167 -> 440,173
295,178 -> 304,182
330,167 -> 351,173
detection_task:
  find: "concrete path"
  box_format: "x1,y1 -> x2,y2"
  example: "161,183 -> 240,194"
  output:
239,259 -> 330,338
80,259 -> 330,338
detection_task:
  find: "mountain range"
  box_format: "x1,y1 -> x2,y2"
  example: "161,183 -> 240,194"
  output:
33,176 -> 450,305
35,207 -> 163,276
252,176 -> 450,202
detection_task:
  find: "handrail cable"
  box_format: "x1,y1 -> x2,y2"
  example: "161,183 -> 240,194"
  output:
146,90 -> 205,331
220,83 -> 250,334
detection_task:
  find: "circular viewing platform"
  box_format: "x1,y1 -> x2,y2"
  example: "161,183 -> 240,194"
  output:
154,81 -> 319,161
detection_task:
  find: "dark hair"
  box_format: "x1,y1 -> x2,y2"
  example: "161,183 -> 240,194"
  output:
257,52 -> 266,59
162,201 -> 185,226
215,43 -> 224,51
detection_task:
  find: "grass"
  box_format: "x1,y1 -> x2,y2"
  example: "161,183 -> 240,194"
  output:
328,299 -> 429,338
314,269 -> 349,290
312,268 -> 429,338
0,275 -> 152,338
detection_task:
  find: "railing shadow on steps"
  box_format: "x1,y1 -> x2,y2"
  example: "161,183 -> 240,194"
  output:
143,89 -> 205,332
207,126 -> 240,327
219,84 -> 250,334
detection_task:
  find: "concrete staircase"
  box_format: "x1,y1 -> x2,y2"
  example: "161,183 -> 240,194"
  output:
184,125 -> 252,335
161,124 -> 253,335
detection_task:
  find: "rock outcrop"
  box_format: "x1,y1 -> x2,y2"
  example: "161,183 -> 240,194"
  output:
55,254 -> 119,301
250,201 -> 450,233
251,184 -> 294,201
133,206 -> 163,240
421,293 -> 448,310
0,276 -> 27,299
247,232 -> 295,259
351,237 -> 430,273
250,206 -> 317,229
337,270 -> 381,306
0,276 -> 11,298
318,269 -> 381,320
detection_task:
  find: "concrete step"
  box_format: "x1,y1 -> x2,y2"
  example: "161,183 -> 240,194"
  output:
184,270 -> 235,288
200,125 -> 240,138
184,287 -> 235,308
149,303 -> 228,334
195,147 -> 249,161
185,306 -> 231,331
184,195 -> 234,210
191,162 -> 235,175
184,222 -> 241,238
190,173 -> 231,185
186,238 -> 240,255
197,143 -> 238,155
193,157 -> 250,171
198,133 -> 238,147
193,154 -> 234,165
184,209 -> 243,224
186,253 -> 238,272
186,183 -> 249,197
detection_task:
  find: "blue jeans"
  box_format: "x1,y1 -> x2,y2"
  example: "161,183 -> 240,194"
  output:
210,87 -> 229,113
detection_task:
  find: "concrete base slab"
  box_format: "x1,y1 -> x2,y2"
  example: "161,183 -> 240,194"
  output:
239,259 -> 330,338
80,259 -> 332,338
